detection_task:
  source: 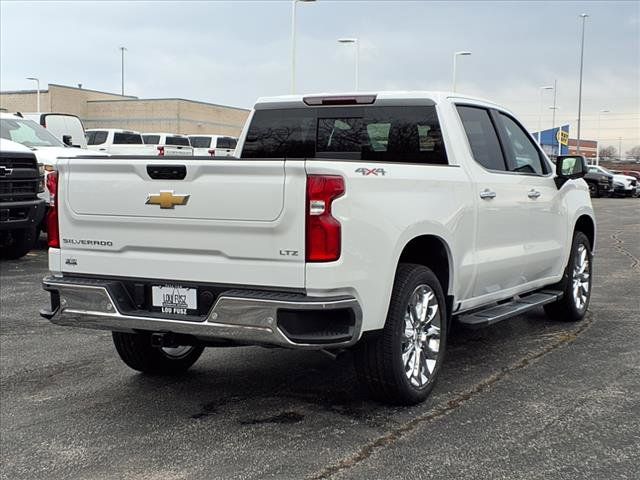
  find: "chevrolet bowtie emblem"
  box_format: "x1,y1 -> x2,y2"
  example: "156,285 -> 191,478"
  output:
145,191 -> 190,209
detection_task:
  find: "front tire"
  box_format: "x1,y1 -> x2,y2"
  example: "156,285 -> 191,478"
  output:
112,332 -> 204,374
0,227 -> 37,260
354,264 -> 447,405
544,231 -> 592,322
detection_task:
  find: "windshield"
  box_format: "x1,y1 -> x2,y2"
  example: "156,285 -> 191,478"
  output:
0,118 -> 64,147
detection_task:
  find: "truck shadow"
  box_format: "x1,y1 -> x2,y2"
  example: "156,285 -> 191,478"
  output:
113,309 -> 574,426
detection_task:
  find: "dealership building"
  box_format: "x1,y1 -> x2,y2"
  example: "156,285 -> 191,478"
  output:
0,83 -> 250,137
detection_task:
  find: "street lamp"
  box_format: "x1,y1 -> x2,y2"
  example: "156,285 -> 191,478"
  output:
119,46 -> 127,96
537,85 -> 554,144
452,51 -> 471,93
290,0 -> 316,94
337,38 -> 359,91
596,109 -> 610,165
26,77 -> 40,113
576,13 -> 589,154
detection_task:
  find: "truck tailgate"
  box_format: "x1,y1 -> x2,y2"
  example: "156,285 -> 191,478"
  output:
55,158 -> 306,288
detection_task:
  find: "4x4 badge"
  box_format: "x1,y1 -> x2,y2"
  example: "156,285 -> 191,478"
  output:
145,191 -> 190,209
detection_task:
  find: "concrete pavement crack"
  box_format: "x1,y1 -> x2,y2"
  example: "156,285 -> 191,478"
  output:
307,314 -> 594,480
610,230 -> 640,272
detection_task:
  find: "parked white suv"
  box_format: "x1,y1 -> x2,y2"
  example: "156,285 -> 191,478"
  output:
142,133 -> 193,157
86,129 -> 156,155
41,92 -> 595,405
188,135 -> 237,157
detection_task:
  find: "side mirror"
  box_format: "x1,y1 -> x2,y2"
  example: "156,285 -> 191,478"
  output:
62,135 -> 73,146
555,155 -> 587,188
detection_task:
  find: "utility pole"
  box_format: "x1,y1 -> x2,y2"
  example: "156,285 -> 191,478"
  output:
120,46 -> 127,96
551,79 -> 557,155
576,13 -> 589,154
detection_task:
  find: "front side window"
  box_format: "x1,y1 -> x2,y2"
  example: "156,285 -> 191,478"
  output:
142,135 -> 160,145
113,133 -> 142,145
0,118 -> 63,147
456,106 -> 506,171
497,113 -> 547,175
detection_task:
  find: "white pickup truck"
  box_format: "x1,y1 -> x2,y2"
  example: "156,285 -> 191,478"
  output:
142,133 -> 194,157
86,129 -> 157,155
41,92 -> 595,405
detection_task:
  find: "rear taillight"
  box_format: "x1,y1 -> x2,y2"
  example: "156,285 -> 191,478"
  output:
157,146 -> 165,156
46,171 -> 60,248
306,175 -> 345,262
208,149 -> 216,157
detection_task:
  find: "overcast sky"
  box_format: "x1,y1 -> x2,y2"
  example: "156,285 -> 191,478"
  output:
1,1 -> 638,150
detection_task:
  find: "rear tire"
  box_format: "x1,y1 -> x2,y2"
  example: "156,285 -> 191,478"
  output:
544,231 -> 592,322
354,264 -> 447,405
112,332 -> 204,374
0,227 -> 37,260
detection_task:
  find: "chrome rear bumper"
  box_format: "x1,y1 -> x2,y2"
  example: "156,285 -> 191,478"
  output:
41,276 -> 362,349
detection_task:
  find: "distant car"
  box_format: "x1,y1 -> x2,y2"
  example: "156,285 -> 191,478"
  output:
20,112 -> 88,149
588,165 -> 636,197
188,135 -> 238,157
583,170 -> 613,198
142,133 -> 193,157
86,129 -> 157,156
612,170 -> 640,197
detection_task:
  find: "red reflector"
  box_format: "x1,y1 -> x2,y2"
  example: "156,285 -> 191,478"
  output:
208,149 -> 216,156
306,175 -> 345,262
46,171 -> 59,248
157,146 -> 165,156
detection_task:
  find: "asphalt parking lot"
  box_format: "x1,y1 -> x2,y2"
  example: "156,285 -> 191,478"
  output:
1,198 -> 638,480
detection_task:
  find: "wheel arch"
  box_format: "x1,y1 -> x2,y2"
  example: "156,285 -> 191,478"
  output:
574,214 -> 595,252
397,234 -> 453,296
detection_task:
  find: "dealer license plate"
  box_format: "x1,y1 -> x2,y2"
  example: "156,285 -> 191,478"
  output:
151,285 -> 197,315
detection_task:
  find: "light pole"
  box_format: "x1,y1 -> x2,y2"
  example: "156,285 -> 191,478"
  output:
618,137 -> 623,161
596,109 -> 609,165
290,0 -> 316,94
452,51 -> 471,93
26,77 -> 40,113
338,38 -> 359,91
119,46 -> 127,96
537,85 -> 554,144
576,13 -> 589,154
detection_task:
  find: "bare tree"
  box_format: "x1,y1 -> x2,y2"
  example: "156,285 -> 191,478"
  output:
626,145 -> 640,161
599,146 -> 617,160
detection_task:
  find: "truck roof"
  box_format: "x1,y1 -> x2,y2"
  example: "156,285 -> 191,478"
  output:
86,128 -> 140,134
254,91 -> 507,112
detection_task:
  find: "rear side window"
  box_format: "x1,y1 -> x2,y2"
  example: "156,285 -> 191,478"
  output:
242,106 -> 447,164
216,137 -> 237,149
189,136 -> 211,148
166,136 -> 190,146
142,135 -> 160,145
86,130 -> 108,145
113,133 -> 142,144
456,106 -> 506,171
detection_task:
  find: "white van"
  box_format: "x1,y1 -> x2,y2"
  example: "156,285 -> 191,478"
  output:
142,133 -> 193,156
188,135 -> 237,157
20,112 -> 87,149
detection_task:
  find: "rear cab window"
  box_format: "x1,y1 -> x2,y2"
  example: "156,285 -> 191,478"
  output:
113,133 -> 143,145
189,136 -> 212,149
241,105 -> 448,164
166,136 -> 190,146
456,106 -> 506,171
216,137 -> 237,149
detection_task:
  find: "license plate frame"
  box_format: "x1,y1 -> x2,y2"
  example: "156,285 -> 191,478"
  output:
151,284 -> 197,315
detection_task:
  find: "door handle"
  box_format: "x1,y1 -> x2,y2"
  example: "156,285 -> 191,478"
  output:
479,189 -> 497,200
527,189 -> 541,199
